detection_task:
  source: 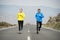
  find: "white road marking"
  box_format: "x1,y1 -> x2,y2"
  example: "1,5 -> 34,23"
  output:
28,30 -> 30,33
27,36 -> 31,40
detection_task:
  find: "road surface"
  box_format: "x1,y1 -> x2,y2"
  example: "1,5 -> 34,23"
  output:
0,25 -> 60,40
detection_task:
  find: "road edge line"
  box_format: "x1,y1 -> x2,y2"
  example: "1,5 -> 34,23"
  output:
42,27 -> 60,32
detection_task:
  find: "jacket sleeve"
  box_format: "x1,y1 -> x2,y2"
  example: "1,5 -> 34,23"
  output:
41,13 -> 44,18
22,13 -> 25,18
35,13 -> 37,19
39,13 -> 44,18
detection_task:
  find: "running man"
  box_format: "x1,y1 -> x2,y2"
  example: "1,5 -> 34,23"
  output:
17,8 -> 25,33
35,9 -> 44,34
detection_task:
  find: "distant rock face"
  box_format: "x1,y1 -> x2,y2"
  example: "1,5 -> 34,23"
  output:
56,13 -> 60,22
47,13 -> 60,24
45,13 -> 60,30
47,17 -> 56,25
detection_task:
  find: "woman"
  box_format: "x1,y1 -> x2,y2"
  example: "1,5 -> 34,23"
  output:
17,8 -> 25,33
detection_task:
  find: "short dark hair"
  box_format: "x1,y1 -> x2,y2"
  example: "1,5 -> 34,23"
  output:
38,9 -> 40,10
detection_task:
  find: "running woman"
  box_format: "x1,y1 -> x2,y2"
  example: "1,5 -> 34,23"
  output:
17,8 -> 25,33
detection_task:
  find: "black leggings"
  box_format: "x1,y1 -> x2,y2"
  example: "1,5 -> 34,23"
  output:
18,21 -> 24,31
36,21 -> 42,30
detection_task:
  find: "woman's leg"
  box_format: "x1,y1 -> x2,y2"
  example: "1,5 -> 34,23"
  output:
18,21 -> 21,31
21,21 -> 23,30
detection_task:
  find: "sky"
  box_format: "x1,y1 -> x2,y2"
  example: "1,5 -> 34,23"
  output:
0,0 -> 60,24
0,0 -> 60,9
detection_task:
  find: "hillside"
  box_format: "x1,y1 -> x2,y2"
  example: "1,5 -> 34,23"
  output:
44,13 -> 60,30
0,22 -> 16,28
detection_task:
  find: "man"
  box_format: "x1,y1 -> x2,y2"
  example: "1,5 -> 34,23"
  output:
35,9 -> 44,34
17,8 -> 25,33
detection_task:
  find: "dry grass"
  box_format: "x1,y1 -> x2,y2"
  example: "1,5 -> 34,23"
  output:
0,22 -> 16,28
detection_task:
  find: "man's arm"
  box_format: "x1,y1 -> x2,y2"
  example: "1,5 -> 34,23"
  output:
42,13 -> 44,18
39,13 -> 44,18
35,13 -> 38,19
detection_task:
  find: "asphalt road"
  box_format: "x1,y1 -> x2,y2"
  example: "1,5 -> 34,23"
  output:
0,25 -> 60,40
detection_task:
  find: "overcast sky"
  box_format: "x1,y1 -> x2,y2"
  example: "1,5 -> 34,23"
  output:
0,0 -> 60,9
0,0 -> 60,24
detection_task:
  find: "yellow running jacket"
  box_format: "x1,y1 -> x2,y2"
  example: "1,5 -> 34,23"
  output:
17,12 -> 25,21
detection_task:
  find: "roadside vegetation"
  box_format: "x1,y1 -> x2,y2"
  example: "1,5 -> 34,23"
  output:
0,22 -> 16,28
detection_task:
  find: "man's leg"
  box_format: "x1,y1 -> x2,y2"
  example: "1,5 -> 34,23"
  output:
39,22 -> 42,31
36,21 -> 39,34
